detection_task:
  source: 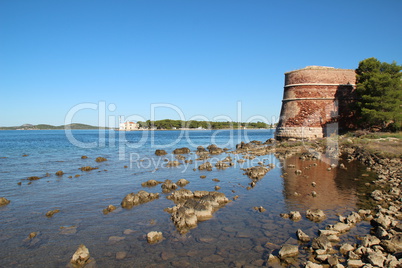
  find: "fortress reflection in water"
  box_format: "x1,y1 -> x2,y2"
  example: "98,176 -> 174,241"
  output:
280,154 -> 370,211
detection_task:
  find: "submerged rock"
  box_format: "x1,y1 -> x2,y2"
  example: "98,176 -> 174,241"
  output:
95,157 -> 107,162
173,147 -> 190,154
60,226 -> 77,235
0,197 -> 10,206
69,244 -> 92,267
80,166 -> 98,171
45,209 -> 60,217
306,209 -> 326,222
166,160 -> 181,167
166,191 -> 230,234
196,152 -> 210,160
115,251 -> 127,260
215,161 -> 230,169
22,231 -> 42,249
155,149 -> 167,156
108,236 -> 125,244
289,211 -> 302,221
198,162 -> 213,171
55,170 -> 64,176
176,179 -> 190,187
253,206 -> 266,213
27,176 -> 41,181
161,179 -> 178,193
196,146 -> 207,153
141,180 -> 161,187
242,165 -> 271,180
121,191 -> 159,209
207,144 -> 223,155
28,232 -> 38,239
147,231 -> 163,244
175,155 -> 186,160
296,229 -> 310,242
222,156 -> 232,162
278,244 -> 299,259
167,188 -> 194,202
102,205 -> 116,214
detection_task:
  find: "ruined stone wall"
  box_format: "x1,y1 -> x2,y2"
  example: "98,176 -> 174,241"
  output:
276,66 -> 356,140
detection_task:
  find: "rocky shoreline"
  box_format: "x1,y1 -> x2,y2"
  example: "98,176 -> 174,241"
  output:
267,135 -> 402,267
133,134 -> 401,267
1,133 -> 400,267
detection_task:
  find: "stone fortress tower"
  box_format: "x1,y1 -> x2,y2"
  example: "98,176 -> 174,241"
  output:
275,66 -> 356,140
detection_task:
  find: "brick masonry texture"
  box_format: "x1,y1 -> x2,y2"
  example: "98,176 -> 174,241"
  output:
276,66 -> 357,140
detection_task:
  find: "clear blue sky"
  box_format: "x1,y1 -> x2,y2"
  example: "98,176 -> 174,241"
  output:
1,0 -> 401,127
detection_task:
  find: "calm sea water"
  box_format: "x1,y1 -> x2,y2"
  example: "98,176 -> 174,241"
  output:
0,130 -> 375,267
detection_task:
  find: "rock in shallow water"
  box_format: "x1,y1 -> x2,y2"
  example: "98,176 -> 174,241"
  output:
176,178 -> 189,187
121,190 -> 159,209
278,244 -> 299,259
123,229 -> 136,235
198,162 -> 213,171
45,209 -> 60,217
70,244 -> 91,267
60,226 -> 77,235
102,205 -> 116,215
0,197 -> 10,206
306,209 -> 326,222
147,231 -> 163,244
166,191 -> 230,234
141,179 -> 161,187
289,211 -> 302,221
242,165 -> 271,180
115,251 -> 127,260
161,179 -> 178,192
253,206 -> 266,213
296,229 -> 310,242
155,149 -> 167,156
173,147 -> 190,154
312,235 -> 332,251
166,160 -> 181,167
95,157 -> 107,162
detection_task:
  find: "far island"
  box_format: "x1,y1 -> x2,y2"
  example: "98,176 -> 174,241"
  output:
119,119 -> 276,131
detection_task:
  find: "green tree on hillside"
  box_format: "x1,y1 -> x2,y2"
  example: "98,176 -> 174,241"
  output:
355,57 -> 402,131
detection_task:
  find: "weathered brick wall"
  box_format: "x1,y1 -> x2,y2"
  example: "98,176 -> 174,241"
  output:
276,66 -> 357,140
285,66 -> 356,85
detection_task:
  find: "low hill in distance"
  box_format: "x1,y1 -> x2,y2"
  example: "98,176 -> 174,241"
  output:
0,123 -> 110,130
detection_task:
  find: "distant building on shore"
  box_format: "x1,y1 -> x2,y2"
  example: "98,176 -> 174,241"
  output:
275,66 -> 356,140
119,121 -> 139,131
